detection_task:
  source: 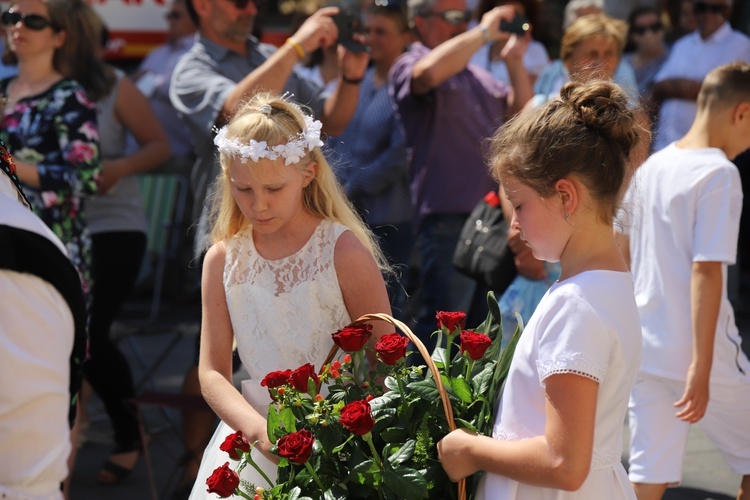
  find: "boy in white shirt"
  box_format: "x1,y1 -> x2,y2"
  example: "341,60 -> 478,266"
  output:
621,61 -> 750,500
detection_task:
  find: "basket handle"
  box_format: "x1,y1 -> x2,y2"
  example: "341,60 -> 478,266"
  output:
322,313 -> 467,500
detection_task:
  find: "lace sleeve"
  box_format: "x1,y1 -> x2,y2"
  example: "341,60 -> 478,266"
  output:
537,351 -> 607,384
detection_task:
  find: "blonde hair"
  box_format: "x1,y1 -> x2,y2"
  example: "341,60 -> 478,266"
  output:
560,14 -> 627,62
208,92 -> 390,272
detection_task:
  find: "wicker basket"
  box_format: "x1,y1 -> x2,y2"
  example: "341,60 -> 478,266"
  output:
322,312 -> 467,500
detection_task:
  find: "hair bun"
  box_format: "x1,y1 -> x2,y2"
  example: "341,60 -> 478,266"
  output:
559,80 -> 639,156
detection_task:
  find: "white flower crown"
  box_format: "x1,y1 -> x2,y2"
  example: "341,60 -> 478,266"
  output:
213,114 -> 324,166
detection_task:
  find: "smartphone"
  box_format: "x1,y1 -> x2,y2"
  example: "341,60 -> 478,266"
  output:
500,12 -> 530,36
332,11 -> 369,53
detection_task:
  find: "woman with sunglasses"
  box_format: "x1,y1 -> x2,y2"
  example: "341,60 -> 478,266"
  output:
0,0 -> 103,298
623,6 -> 668,103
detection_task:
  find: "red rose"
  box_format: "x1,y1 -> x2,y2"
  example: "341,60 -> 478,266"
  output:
205,462 -> 240,497
460,330 -> 492,360
261,369 -> 292,389
339,400 -> 375,436
289,363 -> 319,392
375,333 -> 410,365
219,430 -> 251,460
436,311 -> 467,333
332,324 -> 373,352
277,429 -> 315,464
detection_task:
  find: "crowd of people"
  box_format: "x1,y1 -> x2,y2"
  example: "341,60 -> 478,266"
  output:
1,0 -> 750,499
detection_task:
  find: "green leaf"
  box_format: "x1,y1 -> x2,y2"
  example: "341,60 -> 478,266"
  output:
431,346 -> 448,368
280,406 -> 298,432
407,379 -> 439,402
384,375 -> 400,392
472,362 -> 494,395
454,417 -> 479,433
380,426 -> 409,443
331,434 -> 354,454
387,439 -> 415,466
383,465 -> 429,499
451,377 -> 473,404
287,486 -> 302,500
267,405 -> 280,444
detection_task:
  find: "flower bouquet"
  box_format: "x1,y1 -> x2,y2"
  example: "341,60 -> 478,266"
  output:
205,292 -> 522,499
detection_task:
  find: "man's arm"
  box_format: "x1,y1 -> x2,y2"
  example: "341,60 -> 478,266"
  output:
650,78 -> 702,105
411,6 -> 524,95
318,45 -> 370,136
220,7 -> 339,122
674,261 -> 722,423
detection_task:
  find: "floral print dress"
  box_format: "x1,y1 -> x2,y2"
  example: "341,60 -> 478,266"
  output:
0,78 -> 101,296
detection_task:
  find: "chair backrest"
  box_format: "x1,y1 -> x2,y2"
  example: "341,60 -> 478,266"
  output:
136,173 -> 189,323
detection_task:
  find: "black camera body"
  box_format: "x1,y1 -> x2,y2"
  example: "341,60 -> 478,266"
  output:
332,11 -> 369,53
500,12 -> 529,35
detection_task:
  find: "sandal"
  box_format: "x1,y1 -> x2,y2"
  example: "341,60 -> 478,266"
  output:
96,460 -> 134,484
96,448 -> 140,484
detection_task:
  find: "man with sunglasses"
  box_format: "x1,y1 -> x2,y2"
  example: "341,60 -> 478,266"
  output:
651,0 -> 750,151
389,1 -> 533,352
167,1 -> 368,496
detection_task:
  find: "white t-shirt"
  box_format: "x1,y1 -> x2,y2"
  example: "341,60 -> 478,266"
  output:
478,271 -> 641,499
653,23 -> 750,151
621,143 -> 750,384
0,174 -> 71,500
470,39 -> 550,86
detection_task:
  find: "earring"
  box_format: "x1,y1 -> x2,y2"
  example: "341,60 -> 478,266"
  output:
564,212 -> 570,222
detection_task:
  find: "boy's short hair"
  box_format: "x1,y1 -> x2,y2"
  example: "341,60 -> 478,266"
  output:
698,62 -> 750,112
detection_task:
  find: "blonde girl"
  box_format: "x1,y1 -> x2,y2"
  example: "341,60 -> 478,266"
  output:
189,92 -> 392,497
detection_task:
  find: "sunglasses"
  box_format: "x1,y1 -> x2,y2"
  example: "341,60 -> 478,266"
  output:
423,9 -> 471,25
632,22 -> 663,35
693,2 -> 725,14
1,10 -> 57,31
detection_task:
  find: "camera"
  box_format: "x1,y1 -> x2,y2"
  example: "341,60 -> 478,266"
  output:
332,11 -> 369,53
500,12 -> 530,35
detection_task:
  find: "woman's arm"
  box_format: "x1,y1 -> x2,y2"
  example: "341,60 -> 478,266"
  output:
199,243 -> 275,458
100,78 -> 171,192
334,231 -> 393,368
438,372 -> 598,490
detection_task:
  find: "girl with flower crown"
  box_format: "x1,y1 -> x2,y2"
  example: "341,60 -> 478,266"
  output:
188,93 -> 393,497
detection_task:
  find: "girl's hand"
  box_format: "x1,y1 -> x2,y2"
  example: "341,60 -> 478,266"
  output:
437,428 -> 479,481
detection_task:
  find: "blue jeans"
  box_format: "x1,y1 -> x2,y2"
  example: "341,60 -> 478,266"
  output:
411,214 -> 489,353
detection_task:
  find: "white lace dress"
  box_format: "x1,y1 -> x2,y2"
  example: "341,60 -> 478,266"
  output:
189,219 -> 351,499
477,271 -> 642,499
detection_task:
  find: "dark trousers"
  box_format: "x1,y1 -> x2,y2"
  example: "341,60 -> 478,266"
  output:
85,231 -> 146,451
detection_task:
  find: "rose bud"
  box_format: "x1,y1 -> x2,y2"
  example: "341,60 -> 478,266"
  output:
315,394 -> 323,402
436,311 -> 467,333
277,429 -> 315,464
376,333 -> 410,365
340,400 -> 375,436
343,354 -> 353,364
206,462 -> 240,497
219,430 -> 251,460
459,330 -> 492,360
331,360 -> 342,371
332,324 -> 373,352
331,369 -> 340,379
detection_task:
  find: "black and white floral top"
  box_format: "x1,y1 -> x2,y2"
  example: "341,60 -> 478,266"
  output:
0,78 -> 102,295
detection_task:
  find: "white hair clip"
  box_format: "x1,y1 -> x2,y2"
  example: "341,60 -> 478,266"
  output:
213,114 -> 324,166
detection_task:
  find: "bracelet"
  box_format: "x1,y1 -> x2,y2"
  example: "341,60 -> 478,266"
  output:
341,75 -> 364,85
285,37 -> 305,59
477,24 -> 491,43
